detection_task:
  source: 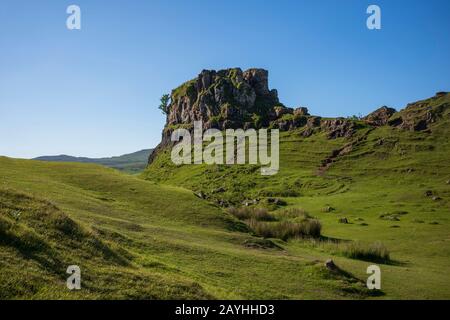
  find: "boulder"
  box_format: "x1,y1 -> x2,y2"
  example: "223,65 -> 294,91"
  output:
307,116 -> 321,127
338,217 -> 349,224
325,259 -> 337,271
274,106 -> 293,118
364,106 -> 397,126
322,206 -> 335,213
302,116 -> 321,137
321,118 -> 356,139
293,107 -> 310,116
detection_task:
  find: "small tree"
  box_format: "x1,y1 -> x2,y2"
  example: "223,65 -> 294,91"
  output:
158,94 -> 170,115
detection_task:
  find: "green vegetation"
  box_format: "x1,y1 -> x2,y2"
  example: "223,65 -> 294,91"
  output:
248,219 -> 322,241
228,207 -> 276,221
158,94 -> 170,115
300,239 -> 391,264
341,242 -> 390,263
0,157 -> 373,299
228,207 -> 322,240
172,79 -> 197,101
143,93 -> 450,299
2,93 -> 449,299
33,149 -> 153,174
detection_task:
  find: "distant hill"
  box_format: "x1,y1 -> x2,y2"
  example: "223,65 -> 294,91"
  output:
34,149 -> 152,173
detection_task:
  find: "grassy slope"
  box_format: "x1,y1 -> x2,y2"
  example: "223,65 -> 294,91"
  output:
144,94 -> 450,299
0,157 -> 372,299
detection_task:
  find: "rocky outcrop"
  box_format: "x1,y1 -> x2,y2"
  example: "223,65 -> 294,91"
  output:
364,106 -> 396,126
167,68 -> 280,133
151,68 -> 318,160
302,116 -> 321,137
387,92 -> 449,131
274,106 -> 293,118
317,128 -> 374,175
150,68 -> 285,163
321,118 -> 356,139
294,107 -> 310,116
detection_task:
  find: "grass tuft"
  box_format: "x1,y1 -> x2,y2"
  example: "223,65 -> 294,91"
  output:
228,207 -> 276,221
248,218 -> 321,241
342,241 -> 390,263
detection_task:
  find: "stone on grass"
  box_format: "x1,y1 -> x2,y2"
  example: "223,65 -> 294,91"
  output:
338,217 -> 349,224
325,259 -> 337,271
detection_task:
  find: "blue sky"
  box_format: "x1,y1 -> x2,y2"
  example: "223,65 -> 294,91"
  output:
0,0 -> 449,158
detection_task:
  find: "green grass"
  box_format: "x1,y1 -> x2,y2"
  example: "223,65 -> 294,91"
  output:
2,93 -> 448,299
143,93 -> 450,299
0,157 -> 373,299
301,240 -> 391,264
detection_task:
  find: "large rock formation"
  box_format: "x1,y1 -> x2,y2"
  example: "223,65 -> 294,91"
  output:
150,68 -> 287,163
167,68 -> 280,133
150,68 -> 309,163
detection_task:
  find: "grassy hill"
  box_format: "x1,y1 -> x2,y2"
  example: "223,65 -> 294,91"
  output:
143,93 -> 450,299
0,157 -> 375,299
33,149 -> 153,174
1,93 -> 449,299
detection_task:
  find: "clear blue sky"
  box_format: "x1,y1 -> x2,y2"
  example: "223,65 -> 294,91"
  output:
1,0 -> 449,158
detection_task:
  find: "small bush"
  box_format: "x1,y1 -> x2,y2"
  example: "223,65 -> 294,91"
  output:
276,208 -> 310,220
229,207 -> 321,240
342,241 -> 390,263
252,208 -> 276,221
248,218 -> 321,241
228,207 -> 275,221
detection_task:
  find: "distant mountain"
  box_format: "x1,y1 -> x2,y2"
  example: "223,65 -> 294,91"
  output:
34,149 -> 153,174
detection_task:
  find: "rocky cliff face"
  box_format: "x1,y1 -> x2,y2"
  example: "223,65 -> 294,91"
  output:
150,68 -> 310,163
363,106 -> 396,126
166,68 -> 280,132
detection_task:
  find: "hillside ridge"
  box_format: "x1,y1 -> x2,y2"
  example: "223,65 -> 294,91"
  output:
34,149 -> 153,174
149,67 -> 448,165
